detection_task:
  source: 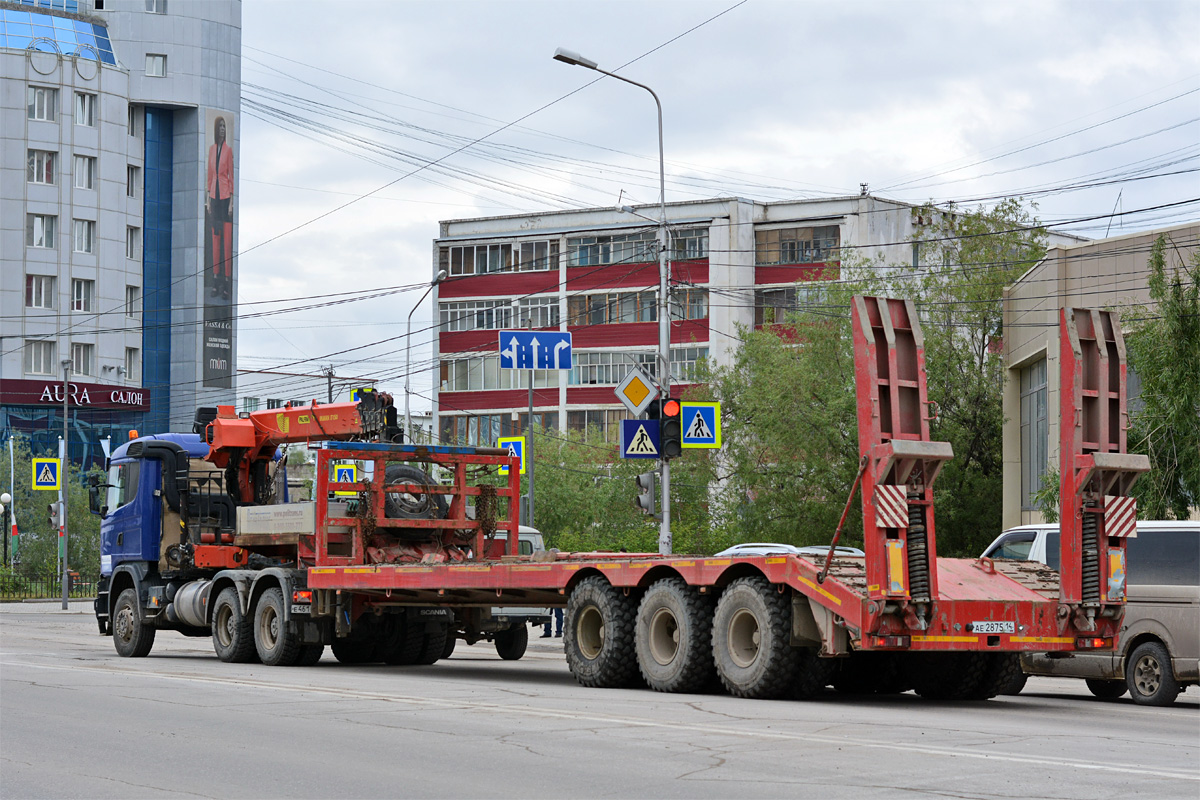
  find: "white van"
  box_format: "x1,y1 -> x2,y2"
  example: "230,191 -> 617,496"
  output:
981,521 -> 1199,705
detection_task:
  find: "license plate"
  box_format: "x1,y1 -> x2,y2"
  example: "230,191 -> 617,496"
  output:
291,605 -> 311,614
972,620 -> 1014,634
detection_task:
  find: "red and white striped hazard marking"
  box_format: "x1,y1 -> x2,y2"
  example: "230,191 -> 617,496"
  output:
874,485 -> 908,529
1104,496 -> 1137,538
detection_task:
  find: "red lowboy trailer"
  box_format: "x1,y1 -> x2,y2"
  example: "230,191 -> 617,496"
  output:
94,296 -> 1148,701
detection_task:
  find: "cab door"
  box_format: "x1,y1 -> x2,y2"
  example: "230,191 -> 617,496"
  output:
100,459 -> 162,573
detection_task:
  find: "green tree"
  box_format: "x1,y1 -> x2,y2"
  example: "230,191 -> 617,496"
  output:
0,437 -> 103,578
1126,235 -> 1200,519
913,199 -> 1047,556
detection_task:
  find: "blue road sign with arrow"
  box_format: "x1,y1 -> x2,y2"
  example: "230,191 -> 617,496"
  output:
498,330 -> 572,370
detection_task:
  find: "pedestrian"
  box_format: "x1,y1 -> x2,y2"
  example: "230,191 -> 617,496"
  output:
542,607 -> 564,638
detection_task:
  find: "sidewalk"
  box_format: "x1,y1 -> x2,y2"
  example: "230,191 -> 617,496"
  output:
0,599 -> 94,613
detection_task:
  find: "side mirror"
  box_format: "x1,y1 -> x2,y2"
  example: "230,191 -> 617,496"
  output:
88,485 -> 101,515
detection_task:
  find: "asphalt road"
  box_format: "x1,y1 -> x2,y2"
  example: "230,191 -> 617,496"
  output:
2,604 -> 1197,799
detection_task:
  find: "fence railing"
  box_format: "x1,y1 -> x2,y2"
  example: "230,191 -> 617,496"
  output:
0,575 -> 96,602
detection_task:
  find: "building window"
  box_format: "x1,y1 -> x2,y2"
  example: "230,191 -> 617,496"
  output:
442,239 -> 559,276
25,275 -> 55,309
438,413 -> 557,447
439,299 -> 514,332
24,340 -> 56,375
74,155 -> 96,190
566,410 -> 629,443
27,86 -> 57,121
75,92 -> 96,126
754,285 -> 828,325
671,288 -> 708,321
242,397 -> 260,413
71,342 -> 94,376
266,399 -> 284,409
569,351 -> 657,386
27,150 -> 55,184
73,220 -> 96,254
124,347 -> 139,381
518,296 -> 560,328
128,104 -> 140,136
755,225 -> 841,265
72,279 -> 95,311
1020,358 -> 1048,509
145,0 -> 166,12
26,214 -> 56,248
126,227 -> 141,260
146,54 -> 166,77
439,355 -> 560,392
671,346 -> 709,383
127,165 -> 140,197
567,290 -> 656,326
125,285 -> 140,316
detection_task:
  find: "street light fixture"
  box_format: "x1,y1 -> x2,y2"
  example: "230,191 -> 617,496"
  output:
553,47 -> 673,555
405,268 -> 448,444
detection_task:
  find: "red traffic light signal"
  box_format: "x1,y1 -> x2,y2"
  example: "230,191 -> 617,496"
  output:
662,399 -> 680,418
660,397 -> 682,459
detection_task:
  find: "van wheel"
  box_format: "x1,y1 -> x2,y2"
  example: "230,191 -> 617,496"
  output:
1126,641 -> 1180,706
1086,678 -> 1127,699
112,588 -> 155,658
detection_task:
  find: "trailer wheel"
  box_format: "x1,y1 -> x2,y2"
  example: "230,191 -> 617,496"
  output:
1126,641 -> 1180,706
966,653 -> 1025,700
1086,678 -> 1127,699
635,578 -> 714,693
711,577 -> 797,699
112,588 -> 155,658
417,622 -> 450,665
333,638 -> 379,664
384,464 -> 449,524
565,576 -> 639,688
295,644 -> 324,666
792,648 -> 836,700
494,625 -> 528,660
833,651 -> 909,695
212,587 -> 256,663
905,653 -> 989,700
380,620 -> 420,665
441,635 -> 457,660
254,587 -> 301,666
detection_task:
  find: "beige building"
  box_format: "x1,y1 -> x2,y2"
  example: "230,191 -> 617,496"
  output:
1000,222 -> 1200,529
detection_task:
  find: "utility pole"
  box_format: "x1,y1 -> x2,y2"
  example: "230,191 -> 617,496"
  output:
61,358 -> 70,610
524,318 -> 535,528
323,365 -> 334,403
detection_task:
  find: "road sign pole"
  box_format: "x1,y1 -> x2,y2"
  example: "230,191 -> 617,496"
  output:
527,366 -> 534,528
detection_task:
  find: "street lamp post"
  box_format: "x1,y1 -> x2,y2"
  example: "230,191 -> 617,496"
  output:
405,269 -> 447,444
61,358 -> 70,609
553,48 -> 673,554
0,492 -> 10,567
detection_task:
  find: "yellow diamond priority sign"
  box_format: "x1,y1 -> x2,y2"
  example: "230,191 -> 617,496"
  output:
615,366 -> 659,417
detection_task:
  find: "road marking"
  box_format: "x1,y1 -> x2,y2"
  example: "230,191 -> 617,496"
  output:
2,658 -> 1195,782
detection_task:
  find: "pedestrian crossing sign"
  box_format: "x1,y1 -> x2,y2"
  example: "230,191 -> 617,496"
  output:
332,463 -> 358,496
33,458 -> 61,491
497,437 -> 525,475
681,402 -> 721,449
621,419 -> 660,459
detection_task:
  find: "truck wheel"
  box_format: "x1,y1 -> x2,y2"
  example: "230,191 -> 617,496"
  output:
383,464 -> 448,523
333,639 -> 379,664
254,587 -> 301,666
212,587 -> 256,663
635,578 -> 714,693
792,648 -> 835,699
711,577 -> 797,699
966,653 -> 1024,700
565,575 -> 639,688
379,617 -> 420,665
905,653 -> 989,700
494,625 -> 528,660
112,588 -> 155,658
442,635 -> 458,659
1086,678 -> 1128,699
294,644 -> 324,666
833,652 -> 908,695
417,622 -> 451,665
1126,641 -> 1180,706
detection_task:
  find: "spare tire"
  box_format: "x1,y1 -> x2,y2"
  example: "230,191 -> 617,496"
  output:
383,464 -> 449,523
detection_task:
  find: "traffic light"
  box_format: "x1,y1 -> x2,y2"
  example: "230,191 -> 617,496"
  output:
48,502 -> 59,527
635,471 -> 656,516
660,397 -> 682,459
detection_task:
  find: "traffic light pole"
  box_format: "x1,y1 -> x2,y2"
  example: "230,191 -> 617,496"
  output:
61,359 -> 70,610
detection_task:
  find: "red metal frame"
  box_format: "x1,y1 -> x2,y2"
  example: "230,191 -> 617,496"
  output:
1058,308 -> 1149,630
851,296 -> 953,629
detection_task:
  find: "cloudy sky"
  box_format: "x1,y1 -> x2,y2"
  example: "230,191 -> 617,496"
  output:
232,0 -> 1200,407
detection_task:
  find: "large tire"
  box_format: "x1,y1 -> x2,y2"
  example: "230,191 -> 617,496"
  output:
966,653 -> 1025,700
635,578 -> 715,693
565,576 -> 639,688
417,622 -> 450,665
379,616 -> 422,665
711,577 -> 797,699
295,644 -> 325,666
333,638 -> 379,664
904,652 -> 989,701
792,648 -> 836,700
212,587 -> 256,663
441,635 -> 458,660
1126,641 -> 1180,706
254,587 -> 301,666
833,651 -> 910,695
383,464 -> 448,526
1001,670 -> 1028,695
1086,678 -> 1128,699
494,625 -> 528,661
112,588 -> 155,658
